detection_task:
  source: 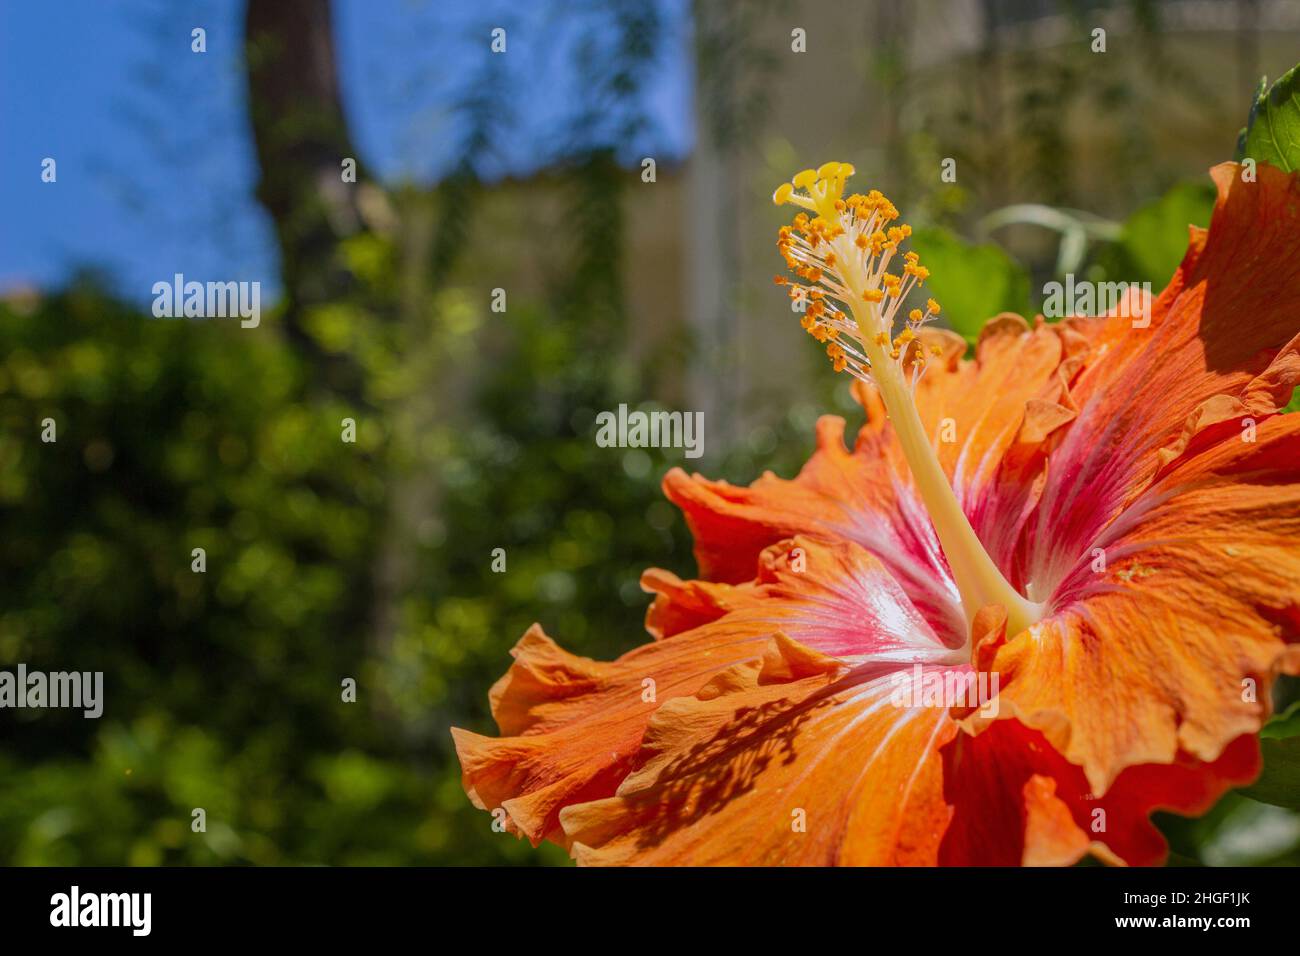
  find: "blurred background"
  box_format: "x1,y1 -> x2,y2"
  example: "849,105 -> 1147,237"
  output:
1,0 -> 1298,865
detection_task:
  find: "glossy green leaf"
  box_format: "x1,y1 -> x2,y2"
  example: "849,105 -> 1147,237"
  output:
908,227 -> 1031,343
1240,702 -> 1300,809
1239,64 -> 1300,173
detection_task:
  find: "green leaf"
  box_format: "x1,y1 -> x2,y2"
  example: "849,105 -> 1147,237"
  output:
1116,181 -> 1216,287
1239,63 -> 1300,173
1240,701 -> 1300,809
908,227 -> 1031,343
1261,700 -> 1300,739
1234,76 -> 1267,161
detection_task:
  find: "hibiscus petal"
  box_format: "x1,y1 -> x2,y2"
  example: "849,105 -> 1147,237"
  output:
664,416 -> 964,642
452,621 -> 775,844
560,639 -> 958,866
646,536 -> 957,661
663,416 -> 939,581
1021,775 -> 1091,867
977,415 -> 1300,796
453,536 -> 955,846
940,717 -> 1260,866
662,319 -> 1083,640
1022,162 -> 1300,598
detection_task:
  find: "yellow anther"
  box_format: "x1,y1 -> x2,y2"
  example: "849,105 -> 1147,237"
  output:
863,289 -> 884,303
827,342 -> 848,372
908,308 -> 923,322
927,298 -> 941,314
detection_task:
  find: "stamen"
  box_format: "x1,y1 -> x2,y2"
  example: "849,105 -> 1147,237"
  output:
773,164 -> 1045,638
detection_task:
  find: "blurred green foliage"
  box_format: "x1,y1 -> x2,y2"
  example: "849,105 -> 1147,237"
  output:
0,284 -> 395,863
1092,180 -> 1217,288
0,255 -> 824,865
0,275 -> 658,864
1242,703 -> 1300,811
909,228 -> 1033,341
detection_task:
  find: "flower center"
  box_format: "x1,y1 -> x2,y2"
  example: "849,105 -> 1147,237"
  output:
773,163 -> 1045,638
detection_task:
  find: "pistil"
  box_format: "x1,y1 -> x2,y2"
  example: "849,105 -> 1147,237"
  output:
774,163 -> 1045,638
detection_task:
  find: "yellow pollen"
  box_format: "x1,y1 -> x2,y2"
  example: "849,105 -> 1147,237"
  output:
770,163 -> 946,393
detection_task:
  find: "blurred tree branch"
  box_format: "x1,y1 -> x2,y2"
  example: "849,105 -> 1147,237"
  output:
243,0 -> 369,395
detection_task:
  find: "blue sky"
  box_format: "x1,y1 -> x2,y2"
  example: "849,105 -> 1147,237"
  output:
0,0 -> 692,304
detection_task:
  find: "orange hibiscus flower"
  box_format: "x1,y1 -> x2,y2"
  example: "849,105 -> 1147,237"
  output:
453,160 -> 1300,866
